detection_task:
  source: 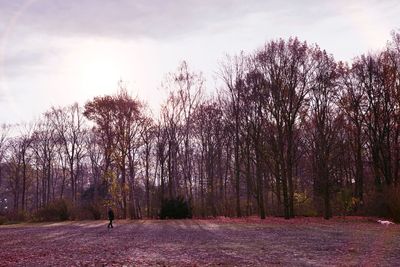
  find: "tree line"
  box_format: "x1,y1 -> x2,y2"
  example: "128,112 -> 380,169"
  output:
1,33 -> 400,221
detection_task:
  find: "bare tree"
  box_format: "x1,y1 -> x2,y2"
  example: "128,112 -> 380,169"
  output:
256,38 -> 314,219
340,62 -> 367,202
242,65 -> 269,219
308,48 -> 339,219
219,53 -> 247,217
140,115 -> 155,218
51,104 -> 87,203
32,114 -> 57,207
0,124 -> 10,189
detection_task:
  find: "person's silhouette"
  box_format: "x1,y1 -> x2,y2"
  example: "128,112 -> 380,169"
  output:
108,208 -> 115,229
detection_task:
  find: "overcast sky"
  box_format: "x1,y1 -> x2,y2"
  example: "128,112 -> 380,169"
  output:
0,0 -> 399,124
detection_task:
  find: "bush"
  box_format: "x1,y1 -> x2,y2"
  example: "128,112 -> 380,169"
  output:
385,186 -> 400,223
85,203 -> 102,220
160,196 -> 192,219
35,199 -> 70,221
0,215 -> 7,225
293,192 -> 318,217
336,188 -> 360,216
363,186 -> 400,223
1,211 -> 29,223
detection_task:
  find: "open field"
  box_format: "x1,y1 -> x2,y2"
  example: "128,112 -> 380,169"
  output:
1,217 -> 400,266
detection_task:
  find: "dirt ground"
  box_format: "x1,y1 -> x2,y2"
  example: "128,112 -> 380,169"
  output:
1,217 -> 399,266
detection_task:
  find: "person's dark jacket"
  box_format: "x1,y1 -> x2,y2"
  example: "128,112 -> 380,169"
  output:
108,209 -> 115,220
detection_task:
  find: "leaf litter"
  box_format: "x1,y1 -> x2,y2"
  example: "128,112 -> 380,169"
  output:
1,217 -> 399,266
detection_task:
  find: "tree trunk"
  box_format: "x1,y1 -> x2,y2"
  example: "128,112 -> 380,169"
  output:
255,144 -> 265,219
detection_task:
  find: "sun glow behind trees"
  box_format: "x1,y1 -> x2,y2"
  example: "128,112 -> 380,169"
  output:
60,38 -> 167,113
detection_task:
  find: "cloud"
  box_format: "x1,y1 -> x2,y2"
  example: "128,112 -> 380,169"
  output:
1,0 -> 398,41
1,0 -> 343,40
0,0 -> 399,122
1,0 -> 398,83
1,0 -> 247,40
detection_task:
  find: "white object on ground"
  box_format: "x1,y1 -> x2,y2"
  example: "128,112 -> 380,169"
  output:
377,220 -> 394,226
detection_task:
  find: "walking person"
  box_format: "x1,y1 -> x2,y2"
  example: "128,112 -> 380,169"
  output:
108,208 -> 115,229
